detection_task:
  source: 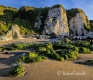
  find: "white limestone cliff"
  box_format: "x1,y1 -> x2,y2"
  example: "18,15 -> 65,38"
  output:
42,7 -> 69,37
69,13 -> 90,37
35,13 -> 42,30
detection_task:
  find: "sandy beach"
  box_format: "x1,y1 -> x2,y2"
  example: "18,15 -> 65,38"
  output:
0,39 -> 93,80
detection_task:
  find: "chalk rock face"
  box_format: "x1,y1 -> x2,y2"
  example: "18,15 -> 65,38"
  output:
0,25 -> 23,41
42,7 -> 69,37
69,13 -> 89,36
35,13 -> 42,30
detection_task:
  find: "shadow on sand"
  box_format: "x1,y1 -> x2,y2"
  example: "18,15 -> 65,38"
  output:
0,68 -> 9,77
0,51 -> 28,65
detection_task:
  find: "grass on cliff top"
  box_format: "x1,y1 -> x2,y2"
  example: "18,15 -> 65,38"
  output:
66,8 -> 85,21
51,4 -> 65,9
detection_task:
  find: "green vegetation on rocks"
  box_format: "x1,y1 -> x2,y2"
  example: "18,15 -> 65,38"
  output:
52,42 -> 79,60
84,60 -> 93,65
11,42 -> 32,50
17,52 -> 48,63
79,47 -> 91,53
68,41 -> 92,53
16,42 -> 79,62
6,63 -> 25,76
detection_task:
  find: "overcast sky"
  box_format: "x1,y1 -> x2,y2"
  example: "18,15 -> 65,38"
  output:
0,0 -> 93,20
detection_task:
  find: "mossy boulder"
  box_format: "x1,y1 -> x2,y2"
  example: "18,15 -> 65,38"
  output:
6,63 -> 25,76
84,60 -> 93,65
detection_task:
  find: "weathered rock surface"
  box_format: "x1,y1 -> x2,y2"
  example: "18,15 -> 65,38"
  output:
0,25 -> 23,41
69,13 -> 90,37
42,7 -> 69,37
35,13 -> 42,30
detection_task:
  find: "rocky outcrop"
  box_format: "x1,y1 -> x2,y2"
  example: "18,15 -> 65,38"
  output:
0,25 -> 23,41
35,13 -> 42,30
42,7 -> 69,37
69,13 -> 90,37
